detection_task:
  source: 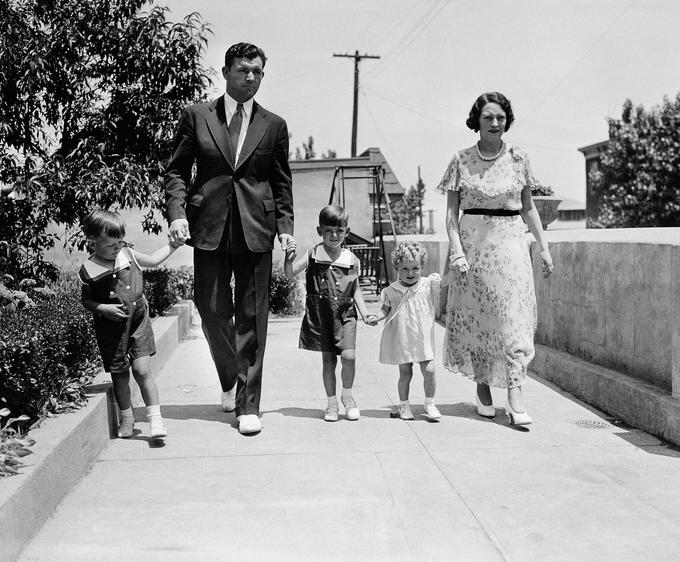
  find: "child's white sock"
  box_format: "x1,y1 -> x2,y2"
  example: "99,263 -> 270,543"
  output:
341,388 -> 353,399
400,400 -> 410,406
119,407 -> 134,420
424,397 -> 435,406
327,396 -> 338,407
146,404 -> 162,420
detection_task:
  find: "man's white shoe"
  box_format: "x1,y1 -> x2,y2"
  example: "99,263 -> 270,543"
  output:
221,382 -> 237,412
237,414 -> 262,434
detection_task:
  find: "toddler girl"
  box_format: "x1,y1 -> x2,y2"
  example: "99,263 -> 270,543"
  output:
78,209 -> 181,440
376,241 -> 441,421
284,204 -> 377,421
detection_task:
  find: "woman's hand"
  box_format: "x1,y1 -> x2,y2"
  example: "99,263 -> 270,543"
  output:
449,253 -> 470,275
540,248 -> 554,278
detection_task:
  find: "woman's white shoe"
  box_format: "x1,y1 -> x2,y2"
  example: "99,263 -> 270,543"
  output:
475,393 -> 496,418
504,401 -> 532,425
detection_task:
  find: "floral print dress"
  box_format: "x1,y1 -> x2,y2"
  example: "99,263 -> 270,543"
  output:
436,145 -> 537,388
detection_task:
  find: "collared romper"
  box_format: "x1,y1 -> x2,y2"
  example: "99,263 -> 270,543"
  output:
78,246 -> 156,372
299,245 -> 360,355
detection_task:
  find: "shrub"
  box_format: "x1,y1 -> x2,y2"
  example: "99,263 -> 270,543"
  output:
269,265 -> 303,316
0,292 -> 101,424
143,266 -> 194,317
0,409 -> 34,477
531,182 -> 555,197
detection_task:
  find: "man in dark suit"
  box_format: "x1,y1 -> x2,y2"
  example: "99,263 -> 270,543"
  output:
165,42 -> 295,435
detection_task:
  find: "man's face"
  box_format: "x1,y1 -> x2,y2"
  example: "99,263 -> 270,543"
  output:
223,56 -> 264,102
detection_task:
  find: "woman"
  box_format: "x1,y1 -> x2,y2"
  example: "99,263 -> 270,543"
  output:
437,92 -> 553,425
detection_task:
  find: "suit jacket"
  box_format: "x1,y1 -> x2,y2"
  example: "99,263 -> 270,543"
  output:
165,97 -> 293,252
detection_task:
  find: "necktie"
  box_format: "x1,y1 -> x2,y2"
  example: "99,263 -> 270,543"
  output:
229,103 -> 244,165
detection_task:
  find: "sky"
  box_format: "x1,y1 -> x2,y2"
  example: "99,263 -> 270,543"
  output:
161,0 -> 680,225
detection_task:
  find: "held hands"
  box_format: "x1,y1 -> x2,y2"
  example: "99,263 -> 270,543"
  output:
540,247 -> 554,278
364,313 -> 380,326
98,303 -> 129,321
449,252 -> 470,275
280,234 -> 296,261
169,219 -> 189,246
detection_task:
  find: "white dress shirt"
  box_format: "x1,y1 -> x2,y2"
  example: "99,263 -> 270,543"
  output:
224,94 -> 254,165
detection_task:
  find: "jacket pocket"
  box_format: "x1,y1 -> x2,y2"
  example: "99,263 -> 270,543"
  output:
263,199 -> 275,212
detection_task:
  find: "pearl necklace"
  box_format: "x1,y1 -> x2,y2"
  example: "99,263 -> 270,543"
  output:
475,141 -> 504,161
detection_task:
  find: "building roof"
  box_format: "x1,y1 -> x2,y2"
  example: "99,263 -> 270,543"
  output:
289,147 -> 405,195
577,140 -> 608,156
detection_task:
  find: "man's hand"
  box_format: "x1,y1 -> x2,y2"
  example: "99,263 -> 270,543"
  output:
279,234 -> 296,261
169,219 -> 189,245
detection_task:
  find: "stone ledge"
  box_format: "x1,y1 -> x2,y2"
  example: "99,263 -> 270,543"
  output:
532,343 -> 680,446
0,300 -> 193,562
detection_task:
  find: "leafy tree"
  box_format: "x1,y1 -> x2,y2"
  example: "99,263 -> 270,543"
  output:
391,173 -> 425,235
0,0 -> 213,280
590,95 -> 680,228
292,135 -> 336,160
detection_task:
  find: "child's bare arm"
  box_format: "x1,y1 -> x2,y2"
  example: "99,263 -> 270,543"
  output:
374,304 -> 391,322
284,249 -> 308,279
132,244 -> 179,268
353,283 -> 379,325
81,283 -> 128,321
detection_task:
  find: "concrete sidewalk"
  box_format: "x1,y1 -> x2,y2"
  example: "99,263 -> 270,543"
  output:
20,306 -> 680,561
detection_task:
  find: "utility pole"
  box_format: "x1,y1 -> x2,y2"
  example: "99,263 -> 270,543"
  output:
417,165 -> 424,234
333,50 -> 380,157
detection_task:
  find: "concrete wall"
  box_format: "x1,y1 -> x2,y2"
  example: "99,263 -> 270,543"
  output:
532,228 -> 680,395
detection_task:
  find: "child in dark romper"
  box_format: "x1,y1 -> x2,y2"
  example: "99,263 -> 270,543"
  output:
78,209 -> 181,440
284,205 -> 378,421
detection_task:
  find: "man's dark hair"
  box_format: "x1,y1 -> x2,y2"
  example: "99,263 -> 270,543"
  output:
466,91 -> 515,132
224,42 -> 267,70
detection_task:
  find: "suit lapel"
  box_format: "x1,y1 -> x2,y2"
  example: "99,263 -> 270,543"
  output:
205,97 -> 235,172
235,102 -> 269,172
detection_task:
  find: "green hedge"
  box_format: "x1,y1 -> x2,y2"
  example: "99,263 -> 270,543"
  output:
0,292 -> 101,424
143,265 -> 194,317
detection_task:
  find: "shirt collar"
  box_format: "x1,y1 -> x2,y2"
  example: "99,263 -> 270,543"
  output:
82,249 -> 131,281
224,93 -> 254,121
312,245 -> 353,268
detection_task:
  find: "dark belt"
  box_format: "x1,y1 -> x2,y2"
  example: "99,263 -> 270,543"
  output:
463,208 -> 521,216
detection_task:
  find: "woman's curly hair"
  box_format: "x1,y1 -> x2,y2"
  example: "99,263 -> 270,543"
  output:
466,91 -> 514,132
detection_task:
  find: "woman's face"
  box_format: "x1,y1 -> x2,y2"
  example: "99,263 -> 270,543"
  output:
478,102 -> 507,142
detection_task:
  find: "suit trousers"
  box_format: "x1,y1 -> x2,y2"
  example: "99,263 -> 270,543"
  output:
193,199 -> 272,417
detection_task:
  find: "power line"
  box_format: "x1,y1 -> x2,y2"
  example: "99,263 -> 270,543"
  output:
333,50 -> 381,156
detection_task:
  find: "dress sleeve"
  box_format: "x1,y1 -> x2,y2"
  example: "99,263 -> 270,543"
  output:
513,146 -> 537,191
436,152 -> 460,194
427,273 -> 441,306
380,286 -> 392,309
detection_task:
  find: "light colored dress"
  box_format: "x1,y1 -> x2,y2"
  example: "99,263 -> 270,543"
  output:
436,144 -> 537,388
379,274 -> 441,365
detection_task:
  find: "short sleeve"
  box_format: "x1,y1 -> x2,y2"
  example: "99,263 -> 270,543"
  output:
427,273 -> 441,305
380,286 -> 392,309
77,264 -> 89,285
436,152 -> 461,193
511,146 -> 537,191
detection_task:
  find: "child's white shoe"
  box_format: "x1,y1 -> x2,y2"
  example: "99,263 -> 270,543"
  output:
424,403 -> 441,421
324,402 -> 339,422
341,395 -> 360,421
398,403 -> 414,420
117,416 -> 135,438
149,417 -> 167,439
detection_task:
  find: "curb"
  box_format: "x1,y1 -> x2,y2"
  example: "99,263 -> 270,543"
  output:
0,300 -> 193,562
532,343 -> 680,446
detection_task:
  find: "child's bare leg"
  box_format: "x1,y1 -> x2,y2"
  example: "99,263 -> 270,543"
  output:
340,349 -> 359,420
130,356 -> 159,406
321,352 -> 338,397
131,356 -> 166,438
398,363 -> 414,402
111,370 -> 135,437
420,359 -> 441,420
339,349 -> 356,390
419,360 -> 436,398
111,370 -> 132,410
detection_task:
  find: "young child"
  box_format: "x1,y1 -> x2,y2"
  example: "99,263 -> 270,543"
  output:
376,241 -> 441,421
284,204 -> 378,422
78,209 -> 181,440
